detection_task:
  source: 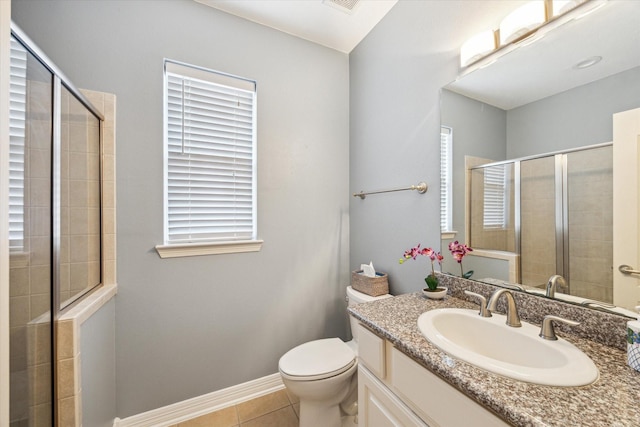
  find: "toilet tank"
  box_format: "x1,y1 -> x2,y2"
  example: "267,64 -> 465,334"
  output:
346,286 -> 392,343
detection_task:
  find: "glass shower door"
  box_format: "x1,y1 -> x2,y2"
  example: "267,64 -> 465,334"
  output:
9,36 -> 54,427
520,156 -> 557,289
566,145 -> 614,302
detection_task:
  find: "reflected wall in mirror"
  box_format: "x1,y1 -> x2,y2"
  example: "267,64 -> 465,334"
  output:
440,0 -> 640,315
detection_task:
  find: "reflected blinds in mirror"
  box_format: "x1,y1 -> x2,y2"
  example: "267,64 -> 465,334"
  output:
483,165 -> 509,229
440,126 -> 452,232
470,163 -> 516,252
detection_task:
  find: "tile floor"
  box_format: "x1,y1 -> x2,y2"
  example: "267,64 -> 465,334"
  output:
169,389 -> 300,427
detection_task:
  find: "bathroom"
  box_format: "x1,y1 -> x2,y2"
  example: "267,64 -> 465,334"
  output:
1,0 -> 640,426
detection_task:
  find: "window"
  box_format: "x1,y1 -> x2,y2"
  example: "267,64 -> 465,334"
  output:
483,164 -> 509,229
9,38 -> 27,252
157,60 -> 261,258
440,126 -> 453,234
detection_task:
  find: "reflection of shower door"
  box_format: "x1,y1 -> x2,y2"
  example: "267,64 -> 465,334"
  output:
472,144 -> 614,298
520,156 -> 557,289
566,146 -> 613,303
9,36 -> 54,427
519,146 -> 613,300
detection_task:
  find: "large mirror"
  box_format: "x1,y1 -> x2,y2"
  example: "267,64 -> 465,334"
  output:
440,0 -> 640,315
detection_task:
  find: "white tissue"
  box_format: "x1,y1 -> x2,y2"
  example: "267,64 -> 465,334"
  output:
360,261 -> 376,278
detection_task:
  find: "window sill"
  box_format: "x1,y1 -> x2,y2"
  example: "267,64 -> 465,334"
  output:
441,231 -> 458,240
155,240 -> 264,258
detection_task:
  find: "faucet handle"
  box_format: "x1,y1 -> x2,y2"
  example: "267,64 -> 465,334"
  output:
464,290 -> 491,317
539,315 -> 580,340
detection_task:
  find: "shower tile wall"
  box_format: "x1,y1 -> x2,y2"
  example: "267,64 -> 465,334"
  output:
520,157 -> 556,288
60,88 -> 101,306
567,146 -> 613,303
469,167 -> 516,252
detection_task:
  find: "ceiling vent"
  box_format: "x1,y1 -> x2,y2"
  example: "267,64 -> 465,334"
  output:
323,0 -> 362,15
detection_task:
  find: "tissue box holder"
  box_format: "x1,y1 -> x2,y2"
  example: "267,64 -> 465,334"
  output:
351,270 -> 389,297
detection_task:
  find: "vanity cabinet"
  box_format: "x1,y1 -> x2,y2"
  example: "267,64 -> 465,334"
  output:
356,323 -> 509,427
359,365 -> 427,427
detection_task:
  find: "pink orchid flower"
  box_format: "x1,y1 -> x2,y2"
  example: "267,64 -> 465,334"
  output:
448,240 -> 473,277
399,244 -> 443,290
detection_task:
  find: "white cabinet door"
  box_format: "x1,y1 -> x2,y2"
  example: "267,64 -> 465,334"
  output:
389,346 -> 510,427
359,365 -> 429,427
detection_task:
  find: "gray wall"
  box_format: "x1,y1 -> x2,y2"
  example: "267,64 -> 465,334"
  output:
507,66 -> 640,158
81,298 -> 116,427
440,89 -> 506,255
349,1 -> 496,294
12,0 -> 350,418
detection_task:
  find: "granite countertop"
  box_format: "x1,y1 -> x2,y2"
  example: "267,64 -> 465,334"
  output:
348,292 -> 640,427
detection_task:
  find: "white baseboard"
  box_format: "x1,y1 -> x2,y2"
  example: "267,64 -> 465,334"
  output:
114,373 -> 284,427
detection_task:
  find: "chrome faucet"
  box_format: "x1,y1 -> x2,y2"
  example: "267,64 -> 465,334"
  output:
539,315 -> 580,340
486,288 -> 521,327
464,290 -> 491,318
546,275 -> 567,298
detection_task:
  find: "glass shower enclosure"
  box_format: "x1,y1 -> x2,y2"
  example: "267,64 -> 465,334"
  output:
9,24 -> 103,427
469,143 -> 613,302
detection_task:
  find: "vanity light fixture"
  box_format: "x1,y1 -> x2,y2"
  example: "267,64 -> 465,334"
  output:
552,0 -> 588,17
499,1 -> 547,46
322,0 -> 361,15
459,0 -> 606,69
460,30 -> 497,68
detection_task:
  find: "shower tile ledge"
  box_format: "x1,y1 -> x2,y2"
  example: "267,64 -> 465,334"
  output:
56,283 -> 117,426
59,283 -> 117,324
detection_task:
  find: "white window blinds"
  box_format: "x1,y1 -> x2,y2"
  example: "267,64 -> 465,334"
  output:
9,38 -> 27,251
440,126 -> 453,232
483,164 -> 508,229
164,61 -> 257,244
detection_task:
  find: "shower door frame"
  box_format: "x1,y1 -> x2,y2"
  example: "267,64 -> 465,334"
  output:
8,22 -> 105,427
469,141 -> 613,289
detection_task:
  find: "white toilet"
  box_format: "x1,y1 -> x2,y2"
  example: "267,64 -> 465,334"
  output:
278,286 -> 392,427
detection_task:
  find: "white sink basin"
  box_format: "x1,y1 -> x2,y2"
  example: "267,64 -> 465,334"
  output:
417,308 -> 599,386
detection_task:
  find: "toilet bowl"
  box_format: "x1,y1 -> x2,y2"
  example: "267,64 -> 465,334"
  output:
278,286 -> 392,427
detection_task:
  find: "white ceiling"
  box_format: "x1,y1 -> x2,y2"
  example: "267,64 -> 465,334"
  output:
195,0 -> 398,53
195,1 -> 640,109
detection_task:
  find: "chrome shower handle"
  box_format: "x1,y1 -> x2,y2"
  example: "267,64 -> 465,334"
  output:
619,265 -> 640,276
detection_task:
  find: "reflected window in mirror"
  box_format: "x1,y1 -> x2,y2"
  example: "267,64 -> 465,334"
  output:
470,163 -> 516,253
440,126 -> 454,237
482,164 -> 509,230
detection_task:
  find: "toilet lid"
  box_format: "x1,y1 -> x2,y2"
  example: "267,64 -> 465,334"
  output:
279,338 -> 356,380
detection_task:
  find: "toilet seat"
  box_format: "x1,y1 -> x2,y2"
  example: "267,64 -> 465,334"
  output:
279,338 -> 356,381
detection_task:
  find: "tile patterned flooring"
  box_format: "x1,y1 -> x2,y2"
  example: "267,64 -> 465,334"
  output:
170,389 -> 300,427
